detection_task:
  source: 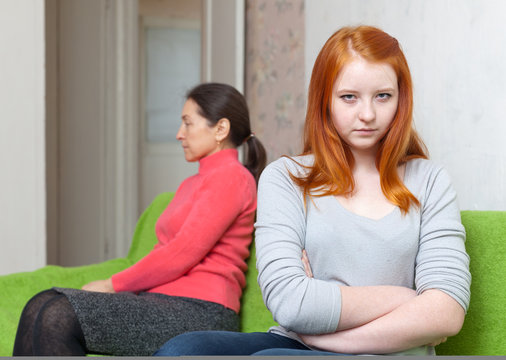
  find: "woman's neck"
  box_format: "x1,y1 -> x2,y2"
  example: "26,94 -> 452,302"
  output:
350,147 -> 379,174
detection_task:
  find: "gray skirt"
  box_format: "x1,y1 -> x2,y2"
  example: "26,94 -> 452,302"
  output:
53,287 -> 239,356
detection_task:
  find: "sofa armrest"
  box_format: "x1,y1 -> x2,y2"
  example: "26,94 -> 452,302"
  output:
0,258 -> 131,356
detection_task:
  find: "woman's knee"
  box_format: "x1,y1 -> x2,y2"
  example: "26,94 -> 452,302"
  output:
153,331 -> 298,356
153,331 -> 225,356
153,330 -> 267,356
253,348 -> 350,356
18,289 -> 61,325
33,294 -> 70,330
24,289 -> 60,311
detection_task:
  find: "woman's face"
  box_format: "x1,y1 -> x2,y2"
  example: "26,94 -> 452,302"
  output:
331,57 -> 399,157
176,99 -> 221,162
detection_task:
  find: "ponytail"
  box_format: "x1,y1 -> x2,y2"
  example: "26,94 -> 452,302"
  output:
243,134 -> 267,184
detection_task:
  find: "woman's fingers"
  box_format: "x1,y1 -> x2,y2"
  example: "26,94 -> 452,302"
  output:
427,337 -> 448,346
302,249 -> 313,278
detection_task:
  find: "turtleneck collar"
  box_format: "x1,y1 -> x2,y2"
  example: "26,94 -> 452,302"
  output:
198,148 -> 239,175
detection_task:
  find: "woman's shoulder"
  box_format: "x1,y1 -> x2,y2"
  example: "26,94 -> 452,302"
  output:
225,160 -> 256,183
201,156 -> 256,193
405,157 -> 457,202
257,155 -> 309,204
256,155 -> 314,200
406,157 -> 447,182
263,154 -> 314,177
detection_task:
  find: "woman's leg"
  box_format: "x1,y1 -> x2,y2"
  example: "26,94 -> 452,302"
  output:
253,348 -> 351,356
12,289 -> 86,356
13,289 -> 59,355
31,294 -> 87,355
153,331 -> 309,356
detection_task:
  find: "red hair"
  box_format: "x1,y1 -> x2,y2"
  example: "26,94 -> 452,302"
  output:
292,25 -> 427,214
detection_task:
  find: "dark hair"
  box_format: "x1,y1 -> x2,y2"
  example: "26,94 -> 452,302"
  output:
186,82 -> 267,183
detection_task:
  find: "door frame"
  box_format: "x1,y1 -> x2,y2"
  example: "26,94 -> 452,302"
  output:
102,0 -> 140,259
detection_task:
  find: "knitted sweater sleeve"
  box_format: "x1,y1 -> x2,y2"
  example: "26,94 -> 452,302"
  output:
415,164 -> 471,311
255,158 -> 341,334
111,166 -> 251,293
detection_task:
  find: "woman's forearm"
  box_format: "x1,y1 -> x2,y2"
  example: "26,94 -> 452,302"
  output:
301,252 -> 417,332
300,289 -> 465,354
336,285 -> 416,330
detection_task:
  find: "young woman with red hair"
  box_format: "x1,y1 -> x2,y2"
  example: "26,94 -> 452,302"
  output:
154,25 -> 471,356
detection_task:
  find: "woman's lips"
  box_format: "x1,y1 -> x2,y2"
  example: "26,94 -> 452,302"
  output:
354,128 -> 376,134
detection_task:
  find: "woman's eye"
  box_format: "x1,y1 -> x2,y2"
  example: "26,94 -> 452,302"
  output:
377,93 -> 391,101
340,94 -> 356,102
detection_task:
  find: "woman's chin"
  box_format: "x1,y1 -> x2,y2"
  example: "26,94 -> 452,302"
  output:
184,155 -> 198,162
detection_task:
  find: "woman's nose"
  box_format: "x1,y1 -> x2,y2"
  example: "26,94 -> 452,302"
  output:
358,101 -> 375,122
176,124 -> 184,140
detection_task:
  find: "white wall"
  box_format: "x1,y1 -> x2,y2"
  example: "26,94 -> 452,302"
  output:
306,0 -> 506,211
0,0 -> 46,274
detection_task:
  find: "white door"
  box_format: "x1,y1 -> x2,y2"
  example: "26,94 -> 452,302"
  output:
138,0 -> 245,211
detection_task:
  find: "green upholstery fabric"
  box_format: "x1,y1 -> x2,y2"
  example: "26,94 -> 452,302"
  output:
240,241 -> 277,333
436,211 -> 506,355
0,258 -> 131,356
0,193 -> 504,356
126,192 -> 175,263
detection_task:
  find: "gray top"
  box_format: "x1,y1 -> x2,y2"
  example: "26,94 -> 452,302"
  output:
254,155 -> 471,355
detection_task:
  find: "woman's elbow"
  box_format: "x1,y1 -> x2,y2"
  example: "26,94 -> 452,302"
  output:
443,307 -> 465,336
428,290 -> 466,337
269,302 -> 307,332
268,299 -> 337,334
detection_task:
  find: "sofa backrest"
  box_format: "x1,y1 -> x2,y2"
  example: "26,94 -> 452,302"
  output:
436,210 -> 506,355
240,242 -> 277,332
127,192 -> 174,263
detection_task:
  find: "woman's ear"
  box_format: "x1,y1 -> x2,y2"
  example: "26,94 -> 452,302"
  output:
215,118 -> 231,143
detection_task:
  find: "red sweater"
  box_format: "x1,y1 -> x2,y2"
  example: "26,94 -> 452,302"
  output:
111,149 -> 257,312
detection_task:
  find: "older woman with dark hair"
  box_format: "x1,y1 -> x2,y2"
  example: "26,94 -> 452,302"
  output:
13,83 -> 266,356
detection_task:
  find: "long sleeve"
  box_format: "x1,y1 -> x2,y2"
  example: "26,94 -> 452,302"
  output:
255,158 -> 341,334
111,150 -> 256,302
415,164 -> 471,310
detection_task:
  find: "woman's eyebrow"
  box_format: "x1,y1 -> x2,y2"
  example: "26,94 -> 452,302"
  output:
335,88 -> 358,93
336,87 -> 396,93
377,87 -> 396,92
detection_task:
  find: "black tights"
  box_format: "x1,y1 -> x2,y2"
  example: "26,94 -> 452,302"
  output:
13,289 -> 87,356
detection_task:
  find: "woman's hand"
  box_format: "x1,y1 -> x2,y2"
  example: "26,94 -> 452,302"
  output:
298,333 -> 326,349
82,278 -> 115,293
427,337 -> 447,347
301,249 -> 313,278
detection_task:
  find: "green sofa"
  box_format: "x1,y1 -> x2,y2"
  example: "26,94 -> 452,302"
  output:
0,192 -> 504,356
